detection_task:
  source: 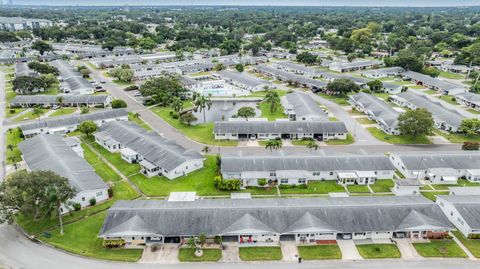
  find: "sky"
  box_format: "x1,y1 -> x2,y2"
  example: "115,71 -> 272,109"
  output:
9,0 -> 480,7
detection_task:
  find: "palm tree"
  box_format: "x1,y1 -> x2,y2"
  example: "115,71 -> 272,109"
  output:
32,107 -> 43,119
170,97 -> 184,114
132,112 -> 140,119
56,96 -> 64,107
42,186 -> 74,235
193,94 -> 212,124
202,146 -> 210,154
265,139 -> 283,151
306,139 -> 318,151
264,90 -> 280,113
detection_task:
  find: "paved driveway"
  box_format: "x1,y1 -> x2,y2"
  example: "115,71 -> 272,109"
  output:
281,242 -> 299,262
139,244 -> 179,264
393,239 -> 423,260
221,243 -> 240,262
337,240 -> 363,260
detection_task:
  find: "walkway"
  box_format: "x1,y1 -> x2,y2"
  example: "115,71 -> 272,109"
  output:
394,239 -> 423,260
337,240 -> 363,260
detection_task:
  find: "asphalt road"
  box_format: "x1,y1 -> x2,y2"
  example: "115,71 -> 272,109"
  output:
1,224 -> 480,269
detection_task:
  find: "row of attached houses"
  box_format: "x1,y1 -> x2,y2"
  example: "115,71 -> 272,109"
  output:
15,62 -> 38,77
391,91 -> 466,132
361,67 -> 405,79
52,43 -> 135,59
328,60 -> 383,73
401,71 -> 466,95
99,196 -> 452,246
349,92 -> 401,135
436,196 -> 480,238
18,134 -> 109,212
322,72 -> 403,94
50,60 -> 95,95
253,65 -> 328,91
274,61 -> 324,78
213,120 -> 347,141
221,153 -> 395,186
454,92 -> 480,112
281,92 -> 329,121
19,108 -> 128,138
389,151 -> 480,184
89,52 -> 176,68
214,70 -> 273,92
10,94 -> 113,108
94,121 -> 204,179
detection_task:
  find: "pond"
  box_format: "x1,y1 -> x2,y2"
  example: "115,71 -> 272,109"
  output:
191,99 -> 261,124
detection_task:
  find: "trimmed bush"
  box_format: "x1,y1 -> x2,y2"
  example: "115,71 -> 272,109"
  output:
89,198 -> 96,206
103,239 -> 125,248
258,178 -> 267,186
72,203 -> 81,211
213,176 -> 241,191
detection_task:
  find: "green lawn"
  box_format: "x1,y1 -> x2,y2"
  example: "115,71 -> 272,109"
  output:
439,71 -> 465,80
245,89 -> 287,98
40,211 -> 143,262
49,108 -> 77,118
279,181 -> 345,194
373,93 -> 390,100
421,191 -> 449,201
368,127 -> 431,144
467,108 -> 480,115
178,248 -> 222,262
317,93 -> 350,106
112,79 -> 134,87
356,244 -> 401,259
324,134 -> 355,145
291,139 -> 315,146
5,127 -> 24,164
437,95 -> 459,105
356,117 -> 376,124
6,107 -> 26,118
298,245 -> 342,260
452,231 -> 480,258
259,101 -> 287,121
424,89 -> 438,94
150,106 -> 238,146
430,179 -> 479,190
433,130 -> 480,143
239,247 -> 282,261
410,85 -> 428,90
82,143 -> 122,182
128,112 -> 152,130
347,184 -> 371,193
413,240 -> 467,258
348,109 -> 366,116
12,108 -> 48,122
370,179 -> 394,193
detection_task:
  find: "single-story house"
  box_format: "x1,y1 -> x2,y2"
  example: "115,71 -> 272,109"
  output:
391,92 -> 465,132
10,94 -> 112,108
389,151 -> 480,181
214,120 -> 347,141
436,195 -> 480,238
392,178 -> 422,196
274,61 -> 323,78
20,108 -> 128,138
329,60 -> 382,73
18,134 -> 109,212
455,92 -> 480,112
94,121 -> 204,179
361,67 -> 404,79
221,153 -> 395,186
401,71 -> 466,95
99,196 -> 452,246
281,92 -> 328,121
15,62 -> 38,77
253,65 -> 327,91
349,92 -> 401,135
215,70 -> 272,92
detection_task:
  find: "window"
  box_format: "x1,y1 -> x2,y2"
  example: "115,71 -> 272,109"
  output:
313,172 -> 320,176
96,191 -> 103,196
82,197 -> 85,201
298,178 -> 306,184
270,172 -> 276,177
329,172 -> 334,176
280,178 -> 288,184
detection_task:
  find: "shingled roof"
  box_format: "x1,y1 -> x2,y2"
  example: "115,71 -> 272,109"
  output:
99,196 -> 452,238
214,120 -> 347,134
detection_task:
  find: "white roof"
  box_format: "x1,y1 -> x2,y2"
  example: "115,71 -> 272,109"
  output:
356,171 -> 377,178
337,172 -> 357,178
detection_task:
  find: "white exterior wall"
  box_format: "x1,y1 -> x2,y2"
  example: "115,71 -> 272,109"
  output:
436,197 -> 473,238
163,159 -> 204,180
61,188 -> 109,213
295,233 -> 337,243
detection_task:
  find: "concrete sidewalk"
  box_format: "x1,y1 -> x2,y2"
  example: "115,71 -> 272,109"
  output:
337,240 -> 363,260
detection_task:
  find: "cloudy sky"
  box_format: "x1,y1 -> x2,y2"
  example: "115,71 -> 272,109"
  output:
9,0 -> 480,6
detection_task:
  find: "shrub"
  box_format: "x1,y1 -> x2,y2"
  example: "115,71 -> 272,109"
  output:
462,141 -> 479,150
9,109 -> 15,114
258,178 -> 267,186
108,188 -> 113,198
360,88 -> 372,94
89,198 -> 96,206
468,234 -> 480,239
103,239 -> 125,248
213,176 -> 241,191
72,203 -> 81,211
124,85 -> 139,91
279,184 -> 296,189
214,236 -> 222,244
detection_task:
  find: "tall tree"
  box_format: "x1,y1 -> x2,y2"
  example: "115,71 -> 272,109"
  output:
264,90 -> 281,113
398,108 -> 434,137
236,106 -> 256,121
265,139 -> 283,151
31,40 -> 53,55
78,120 -> 97,136
193,95 -> 212,124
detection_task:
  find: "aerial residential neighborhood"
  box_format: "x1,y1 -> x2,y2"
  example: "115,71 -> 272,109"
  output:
0,2 -> 480,269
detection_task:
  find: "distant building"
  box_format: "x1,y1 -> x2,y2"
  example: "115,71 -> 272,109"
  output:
0,16 -> 53,31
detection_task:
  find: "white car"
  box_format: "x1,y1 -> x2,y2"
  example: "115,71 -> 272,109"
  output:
133,92 -> 142,97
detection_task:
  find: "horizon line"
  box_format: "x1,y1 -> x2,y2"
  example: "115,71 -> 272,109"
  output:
3,4 -> 480,7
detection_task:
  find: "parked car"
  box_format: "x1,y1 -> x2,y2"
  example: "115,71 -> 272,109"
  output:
51,105 -> 59,110
133,91 -> 142,97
